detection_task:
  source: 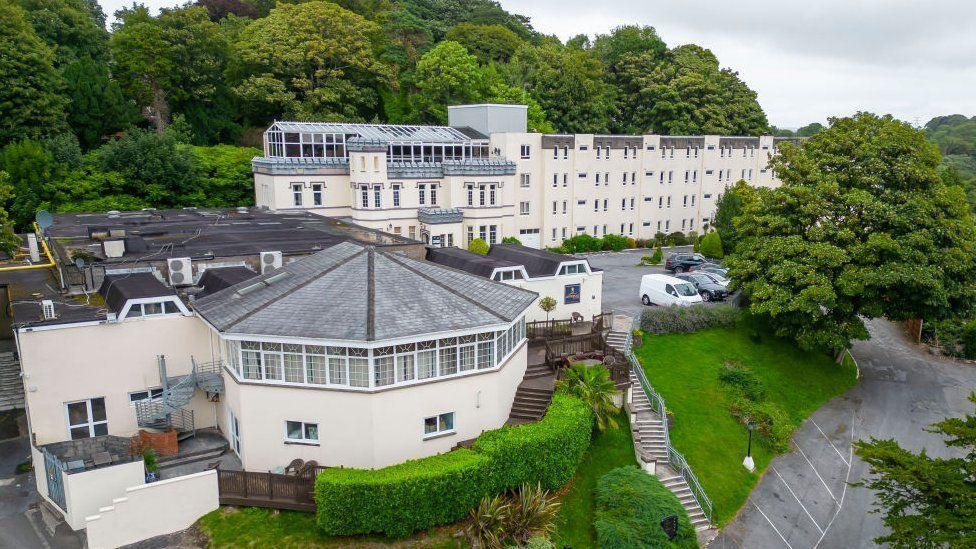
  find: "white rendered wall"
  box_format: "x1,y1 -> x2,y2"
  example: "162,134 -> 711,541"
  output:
60,459 -> 145,530
221,342 -> 527,471
509,272 -> 603,322
18,315 -> 216,445
84,470 -> 219,549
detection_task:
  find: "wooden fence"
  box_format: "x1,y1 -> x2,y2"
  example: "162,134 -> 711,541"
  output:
526,318 -> 573,340
216,467 -> 326,512
543,332 -> 629,386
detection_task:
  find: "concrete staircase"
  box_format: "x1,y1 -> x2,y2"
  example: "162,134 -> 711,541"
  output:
0,351 -> 24,411
523,362 -> 552,380
660,473 -> 711,530
509,385 -> 553,421
605,329 -> 630,354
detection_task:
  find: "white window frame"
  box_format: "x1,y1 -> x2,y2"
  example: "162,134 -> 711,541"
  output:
66,397 -> 108,440
312,183 -> 323,206
284,420 -> 319,445
423,411 -> 455,439
128,387 -> 163,405
291,183 -> 303,207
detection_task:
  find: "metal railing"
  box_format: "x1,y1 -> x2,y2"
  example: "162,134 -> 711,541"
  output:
626,317 -> 714,526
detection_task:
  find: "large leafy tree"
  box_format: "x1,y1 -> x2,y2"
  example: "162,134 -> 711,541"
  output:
233,1 -> 388,124
94,127 -> 201,206
712,179 -> 757,254
591,25 -> 667,134
411,40 -> 483,123
853,394 -> 976,548
616,44 -> 768,135
0,1 -> 69,146
510,43 -> 613,134
17,0 -> 110,66
726,113 -> 976,356
112,5 -> 235,140
0,140 -> 61,228
62,57 -> 135,149
444,23 -> 522,63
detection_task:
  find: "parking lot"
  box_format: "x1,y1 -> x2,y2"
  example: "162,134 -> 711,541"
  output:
583,247 -> 727,318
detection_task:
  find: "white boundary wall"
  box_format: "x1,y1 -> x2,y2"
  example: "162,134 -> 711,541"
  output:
85,469 -> 219,549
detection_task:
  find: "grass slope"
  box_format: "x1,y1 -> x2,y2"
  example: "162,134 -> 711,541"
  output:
634,326 -> 856,525
553,409 -> 636,547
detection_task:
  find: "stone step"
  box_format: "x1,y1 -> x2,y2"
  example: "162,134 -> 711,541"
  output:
158,445 -> 226,469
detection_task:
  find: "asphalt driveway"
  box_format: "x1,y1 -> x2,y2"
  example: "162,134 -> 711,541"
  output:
583,246 -> 697,317
713,318 -> 976,548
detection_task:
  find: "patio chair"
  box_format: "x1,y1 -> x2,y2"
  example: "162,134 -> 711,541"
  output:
298,460 -> 319,477
571,312 -> 584,324
284,458 -> 304,475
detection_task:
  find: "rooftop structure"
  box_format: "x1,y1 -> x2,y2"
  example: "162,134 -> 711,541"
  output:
195,242 -> 537,342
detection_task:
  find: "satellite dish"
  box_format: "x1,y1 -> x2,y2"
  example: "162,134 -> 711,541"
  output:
35,210 -> 53,230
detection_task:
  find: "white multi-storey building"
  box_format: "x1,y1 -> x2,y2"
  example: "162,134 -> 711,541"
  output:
253,104 -> 797,248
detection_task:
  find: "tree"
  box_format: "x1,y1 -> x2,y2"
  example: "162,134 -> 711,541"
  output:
713,180 -> 758,254
17,0 -> 110,67
853,394 -> 976,548
232,1 -> 388,124
591,25 -> 667,134
726,113 -> 976,357
700,231 -> 723,259
557,363 -> 619,431
796,122 -> 825,137
412,41 -> 483,123
615,44 -> 768,135
0,1 -> 68,146
112,5 -> 234,138
196,0 -> 260,21
62,56 -> 136,149
0,140 -> 60,228
510,43 -> 613,134
184,145 -> 261,207
94,127 -> 201,206
0,172 -> 24,257
537,296 -> 557,321
468,237 -> 489,255
444,23 -> 522,64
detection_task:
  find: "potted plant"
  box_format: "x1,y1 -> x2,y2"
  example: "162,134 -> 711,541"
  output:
665,406 -> 675,429
631,329 -> 643,348
143,448 -> 159,483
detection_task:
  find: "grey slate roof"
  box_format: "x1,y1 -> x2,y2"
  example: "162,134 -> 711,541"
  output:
194,242 -> 537,341
418,208 -> 464,224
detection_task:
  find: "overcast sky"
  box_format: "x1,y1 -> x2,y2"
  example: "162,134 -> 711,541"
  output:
101,0 -> 976,129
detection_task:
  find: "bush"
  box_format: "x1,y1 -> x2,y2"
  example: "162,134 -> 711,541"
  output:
626,237 -> 637,249
700,231 -> 724,259
601,234 -> 629,252
718,360 -> 765,402
961,320 -> 976,359
315,449 -> 493,537
469,237 -> 489,254
665,232 -> 688,246
560,234 -> 604,253
640,304 -> 740,334
594,466 -> 697,549
728,397 -> 793,452
502,236 -> 522,245
316,393 -> 594,537
472,393 -> 593,491
650,246 -> 663,264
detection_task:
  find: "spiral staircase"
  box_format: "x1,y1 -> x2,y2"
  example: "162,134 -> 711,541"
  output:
134,357 -> 224,441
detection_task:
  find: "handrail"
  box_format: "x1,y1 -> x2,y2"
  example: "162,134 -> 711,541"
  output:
0,223 -> 57,272
626,316 -> 713,526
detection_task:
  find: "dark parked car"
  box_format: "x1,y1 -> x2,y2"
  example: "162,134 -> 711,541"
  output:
690,264 -> 729,279
675,272 -> 728,301
664,253 -> 710,273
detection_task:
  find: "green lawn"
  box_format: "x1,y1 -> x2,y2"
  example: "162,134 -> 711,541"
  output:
634,326 -> 857,525
197,507 -> 467,548
553,409 -> 636,548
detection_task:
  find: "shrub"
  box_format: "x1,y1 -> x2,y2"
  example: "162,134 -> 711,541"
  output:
472,393 -> 594,491
653,232 -> 667,246
640,304 -> 740,334
689,231 -> 699,251
502,236 -> 522,245
650,246 -> 663,264
469,237 -> 489,254
961,320 -> 976,359
557,363 -> 619,431
700,231 -> 724,259
506,483 -> 561,545
728,397 -> 793,452
625,237 -> 637,249
665,232 -> 688,246
594,466 -> 697,549
718,360 -> 765,401
316,394 -> 593,537
315,449 -> 493,537
560,234 -> 603,253
469,493 -> 509,548
601,234 -> 629,252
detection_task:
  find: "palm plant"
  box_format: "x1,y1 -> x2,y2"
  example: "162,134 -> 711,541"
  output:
557,363 -> 619,431
506,483 -> 560,545
469,493 -> 509,549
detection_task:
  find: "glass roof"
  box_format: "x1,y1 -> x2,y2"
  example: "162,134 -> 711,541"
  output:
267,121 -> 476,143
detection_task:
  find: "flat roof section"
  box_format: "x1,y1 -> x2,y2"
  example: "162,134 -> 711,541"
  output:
98,272 -> 177,314
425,247 -> 519,278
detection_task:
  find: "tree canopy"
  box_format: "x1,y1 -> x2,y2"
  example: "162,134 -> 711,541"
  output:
726,113 -> 976,355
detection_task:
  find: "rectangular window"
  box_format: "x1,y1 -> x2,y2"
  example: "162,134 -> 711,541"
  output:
489,184 -> 496,206
328,349 -> 347,385
595,173 -> 601,185
552,201 -> 557,215
312,184 -> 323,206
430,184 -> 438,205
374,354 -> 394,387
292,183 -> 303,207
128,388 -> 163,404
553,147 -> 558,159
479,184 -> 486,206
373,185 -> 381,208
520,173 -> 530,188
418,347 -> 436,379
489,225 -> 497,244
439,339 -> 458,375
262,343 -> 282,380
552,174 -> 558,188
520,145 -> 531,159
66,397 -> 107,440
520,201 -> 530,215
423,412 -> 455,437
305,350 -> 326,384
562,200 -> 567,214
563,173 -> 568,187
621,198 -> 626,210
283,344 -> 304,383
467,184 -> 474,207
285,420 -> 318,443
552,228 -> 557,241
418,184 -> 426,205
563,146 -> 569,159
360,185 -> 369,208
349,357 -> 369,387
477,336 -> 494,369
392,184 -> 401,207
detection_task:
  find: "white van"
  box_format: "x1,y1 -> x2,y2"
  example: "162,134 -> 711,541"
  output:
639,274 -> 704,307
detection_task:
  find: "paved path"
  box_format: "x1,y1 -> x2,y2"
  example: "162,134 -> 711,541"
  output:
713,318 -> 976,548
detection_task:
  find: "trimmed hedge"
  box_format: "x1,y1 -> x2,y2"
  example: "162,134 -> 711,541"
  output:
594,466 -> 697,549
640,304 -> 740,334
472,393 -> 594,491
314,393 -> 594,537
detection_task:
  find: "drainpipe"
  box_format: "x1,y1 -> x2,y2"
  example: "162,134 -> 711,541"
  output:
158,355 -> 168,391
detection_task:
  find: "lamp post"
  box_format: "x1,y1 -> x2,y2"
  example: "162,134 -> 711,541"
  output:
742,421 -> 756,472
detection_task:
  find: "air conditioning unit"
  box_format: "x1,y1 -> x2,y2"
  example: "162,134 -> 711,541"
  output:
41,300 -> 55,320
167,257 -> 193,286
260,251 -> 283,274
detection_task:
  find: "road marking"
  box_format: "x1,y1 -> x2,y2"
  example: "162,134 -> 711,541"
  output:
812,419 -> 851,467
753,503 -> 795,549
792,437 -> 839,505
815,410 -> 857,549
772,465 -> 825,535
